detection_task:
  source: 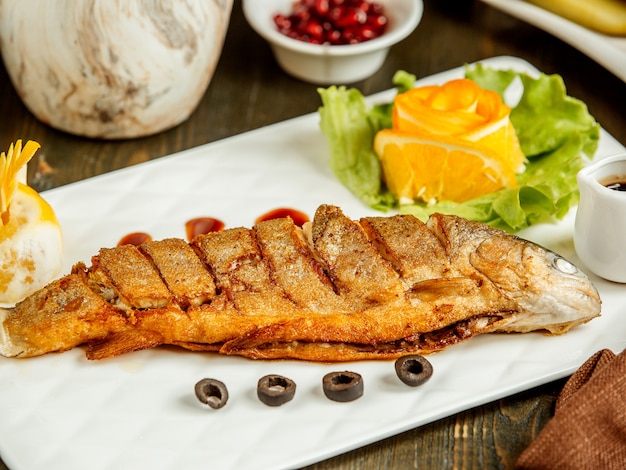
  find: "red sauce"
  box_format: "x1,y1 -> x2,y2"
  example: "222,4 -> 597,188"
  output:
117,232 -> 152,246
185,217 -> 225,241
255,208 -> 310,227
117,209 -> 307,246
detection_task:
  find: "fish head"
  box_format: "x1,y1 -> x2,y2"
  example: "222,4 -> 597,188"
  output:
470,235 -> 601,334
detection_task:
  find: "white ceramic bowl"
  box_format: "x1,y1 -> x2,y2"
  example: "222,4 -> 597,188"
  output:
242,0 -> 423,85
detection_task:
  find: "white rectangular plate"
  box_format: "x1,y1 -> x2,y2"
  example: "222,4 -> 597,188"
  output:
481,0 -> 626,82
1,56 -> 625,470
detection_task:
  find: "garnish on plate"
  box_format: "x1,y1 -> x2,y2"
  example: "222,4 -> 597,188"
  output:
375,77 -> 526,204
318,65 -> 600,231
0,140 -> 63,306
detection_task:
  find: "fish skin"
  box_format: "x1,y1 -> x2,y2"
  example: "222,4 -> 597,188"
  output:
0,204 -> 601,361
427,213 -> 601,334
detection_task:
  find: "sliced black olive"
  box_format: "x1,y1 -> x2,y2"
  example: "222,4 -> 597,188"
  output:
257,374 -> 297,406
394,354 -> 433,387
322,371 -> 363,402
194,378 -> 229,409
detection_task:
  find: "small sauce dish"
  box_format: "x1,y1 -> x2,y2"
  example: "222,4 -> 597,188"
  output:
574,153 -> 626,283
242,0 -> 423,85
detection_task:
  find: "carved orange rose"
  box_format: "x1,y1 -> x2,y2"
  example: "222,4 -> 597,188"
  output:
374,78 -> 526,204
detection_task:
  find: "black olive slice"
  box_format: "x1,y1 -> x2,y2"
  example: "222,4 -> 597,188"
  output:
194,378 -> 229,409
257,374 -> 297,406
394,354 -> 433,387
322,371 -> 363,402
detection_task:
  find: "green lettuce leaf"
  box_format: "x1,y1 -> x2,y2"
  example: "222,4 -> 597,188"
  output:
317,85 -> 395,210
318,65 -> 600,231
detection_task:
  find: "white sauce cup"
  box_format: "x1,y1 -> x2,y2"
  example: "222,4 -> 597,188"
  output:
575,153 -> 626,282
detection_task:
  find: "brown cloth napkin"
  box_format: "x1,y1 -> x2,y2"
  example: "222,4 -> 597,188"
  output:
515,349 -> 626,469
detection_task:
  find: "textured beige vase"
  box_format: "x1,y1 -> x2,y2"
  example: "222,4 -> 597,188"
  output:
0,0 -> 233,139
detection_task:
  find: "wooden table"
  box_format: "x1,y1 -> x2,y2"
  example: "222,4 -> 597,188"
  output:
0,1 -> 623,468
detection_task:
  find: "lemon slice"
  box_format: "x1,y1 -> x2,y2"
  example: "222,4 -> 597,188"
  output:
0,141 -> 63,306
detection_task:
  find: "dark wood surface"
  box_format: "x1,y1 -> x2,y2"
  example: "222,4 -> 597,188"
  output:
0,1 -> 623,469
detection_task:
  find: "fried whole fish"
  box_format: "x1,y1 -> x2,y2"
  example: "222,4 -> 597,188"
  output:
0,204 -> 601,361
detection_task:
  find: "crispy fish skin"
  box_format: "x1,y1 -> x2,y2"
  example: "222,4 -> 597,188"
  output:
139,238 -> 216,309
0,274 -> 127,358
0,205 -> 601,361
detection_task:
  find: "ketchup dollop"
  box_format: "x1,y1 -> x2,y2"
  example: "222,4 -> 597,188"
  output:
185,217 -> 225,241
117,207 -> 308,246
117,232 -> 152,246
255,208 -> 310,227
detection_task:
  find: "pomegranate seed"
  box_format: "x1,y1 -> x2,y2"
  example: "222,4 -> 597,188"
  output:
334,8 -> 365,28
341,27 -> 358,43
356,1 -> 370,13
370,2 -> 384,15
304,19 -> 324,41
367,13 -> 387,29
273,0 -> 387,45
357,25 -> 377,40
273,14 -> 291,31
326,29 -> 342,44
292,5 -> 311,21
329,6 -> 344,22
314,0 -> 330,16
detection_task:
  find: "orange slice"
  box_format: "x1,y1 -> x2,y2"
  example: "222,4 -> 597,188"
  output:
0,141 -> 63,306
459,116 -> 525,174
377,78 -> 526,204
374,130 -> 517,204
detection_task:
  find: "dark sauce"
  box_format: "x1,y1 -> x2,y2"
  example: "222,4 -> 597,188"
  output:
599,175 -> 626,192
185,217 -> 225,241
255,208 -> 310,227
604,181 -> 626,192
117,232 -> 152,246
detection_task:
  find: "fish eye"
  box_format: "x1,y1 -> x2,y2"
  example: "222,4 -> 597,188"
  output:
550,253 -> 578,275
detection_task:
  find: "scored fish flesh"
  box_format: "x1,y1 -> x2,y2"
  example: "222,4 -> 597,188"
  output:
0,204 -> 601,361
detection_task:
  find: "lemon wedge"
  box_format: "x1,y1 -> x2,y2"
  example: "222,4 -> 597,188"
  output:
0,140 -> 63,306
